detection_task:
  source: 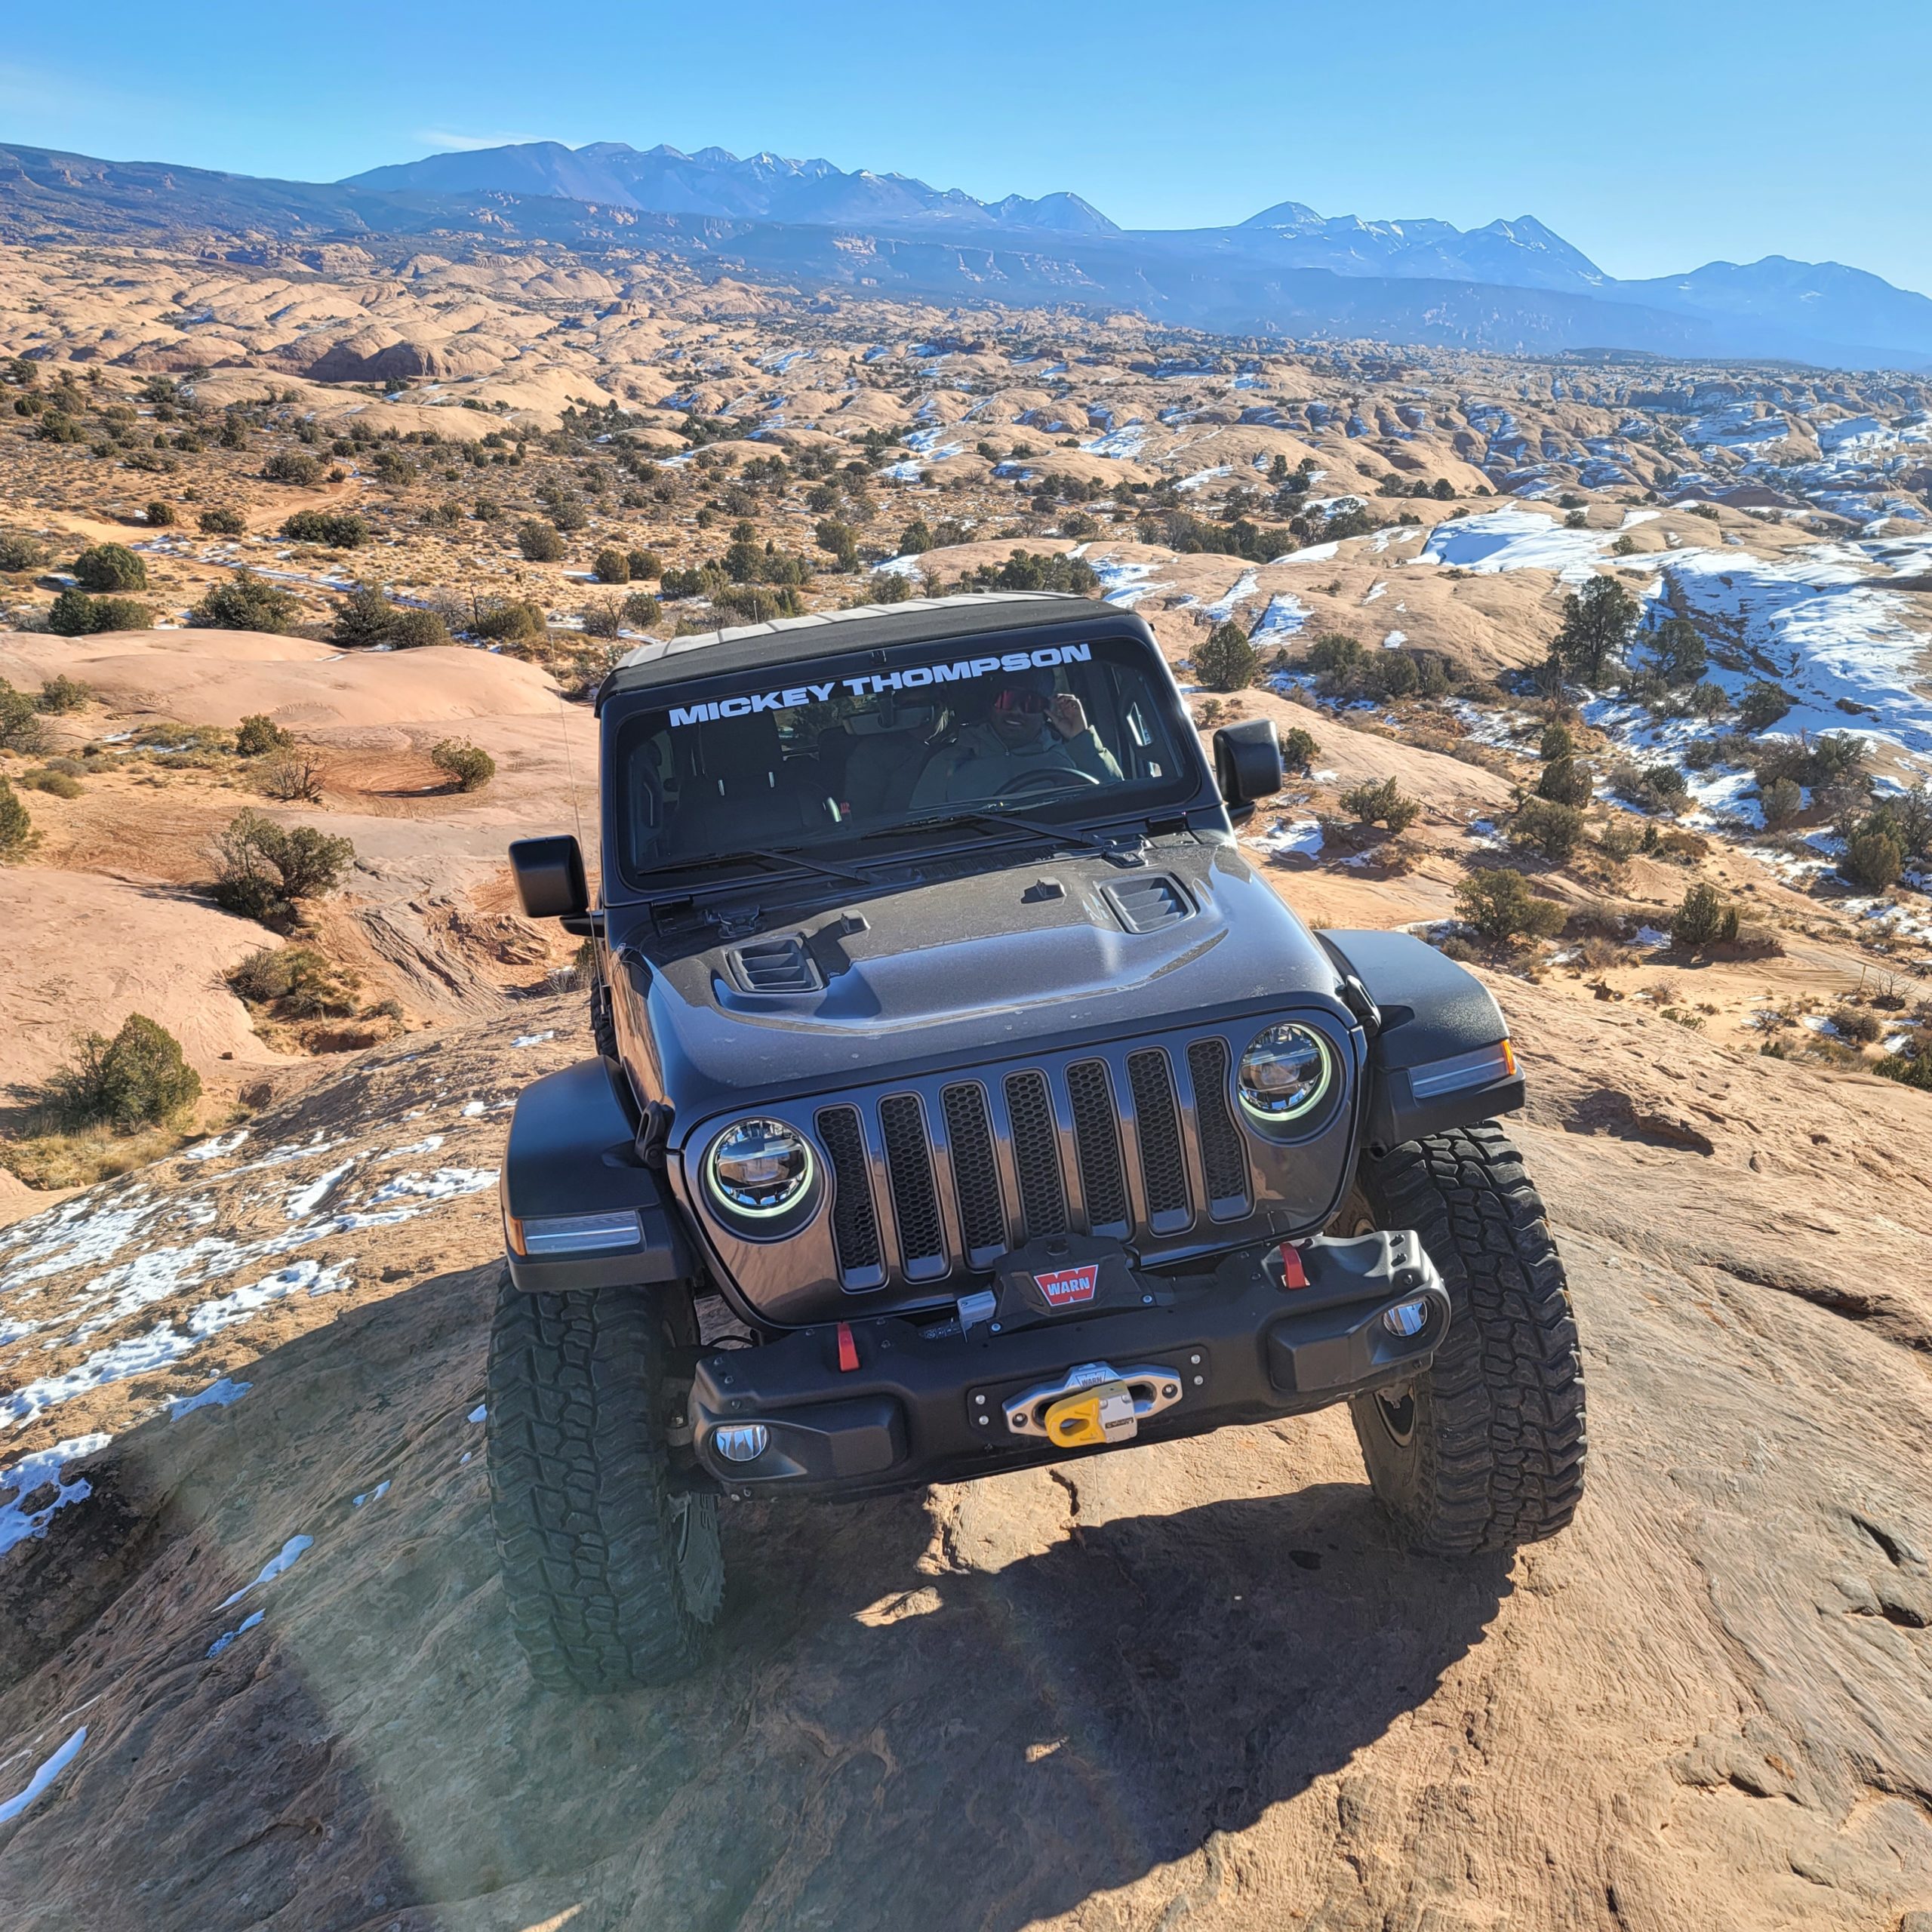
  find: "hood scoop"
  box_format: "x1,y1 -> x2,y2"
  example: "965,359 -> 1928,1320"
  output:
1103,874 -> 1194,935
728,934 -> 823,995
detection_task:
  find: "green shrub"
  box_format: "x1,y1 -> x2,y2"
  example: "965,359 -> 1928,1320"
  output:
1875,1051 -> 1932,1092
47,588 -> 153,635
189,569 -> 299,632
19,768 -> 82,798
235,713 -> 292,756
1510,796 -> 1587,863
33,673 -> 92,714
208,809 -> 354,922
0,774 -> 32,860
145,499 -> 177,528
1760,775 -> 1802,828
0,680 -> 50,752
626,548 -> 662,581
39,1013 -> 201,1130
1193,620 -> 1260,693
83,511 -> 146,559
198,506 -> 246,536
1339,775 -> 1420,831
1829,1004 -> 1881,1044
331,583 -> 395,647
1454,869 -> 1567,943
1671,881 -> 1740,948
226,945 -> 358,1018
432,739 -> 495,792
899,518 -> 934,554
1281,725 -> 1319,773
592,546 -> 631,583
1738,680 -> 1792,731
1302,632 -> 1362,676
387,608 -> 450,649
1536,755 -> 1594,808
0,528 -> 48,571
472,598 -> 548,641
1539,718 -> 1574,761
1842,817 -> 1903,893
263,448 -> 324,486
516,518 -> 566,562
281,509 -> 368,548
620,591 -> 662,629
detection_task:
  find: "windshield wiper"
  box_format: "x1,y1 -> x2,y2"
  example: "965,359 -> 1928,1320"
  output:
674,845 -> 873,888
866,809 -> 1138,858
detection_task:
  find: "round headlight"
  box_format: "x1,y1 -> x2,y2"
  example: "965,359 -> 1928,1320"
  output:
1238,1023 -> 1333,1124
706,1118 -> 815,1217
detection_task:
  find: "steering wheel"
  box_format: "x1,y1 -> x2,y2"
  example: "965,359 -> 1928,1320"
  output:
1000,765 -> 1103,796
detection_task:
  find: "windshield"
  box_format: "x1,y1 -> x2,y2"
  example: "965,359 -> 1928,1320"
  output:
611,632 -> 1198,882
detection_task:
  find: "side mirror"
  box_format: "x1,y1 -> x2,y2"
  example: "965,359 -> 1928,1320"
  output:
510,835 -> 588,920
1213,718 -> 1284,821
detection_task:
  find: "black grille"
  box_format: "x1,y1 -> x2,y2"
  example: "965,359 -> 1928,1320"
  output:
1188,1038 -> 1249,1209
879,1094 -> 944,1270
816,1105 -> 881,1276
1128,1050 -> 1189,1221
1066,1060 -> 1129,1232
942,1083 -> 1005,1257
1004,1071 -> 1068,1238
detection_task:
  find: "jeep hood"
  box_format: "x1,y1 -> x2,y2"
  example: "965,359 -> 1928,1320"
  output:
615,839 -> 1352,1132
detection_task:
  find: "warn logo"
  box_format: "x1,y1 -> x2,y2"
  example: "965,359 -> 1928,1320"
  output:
1034,1263 -> 1100,1308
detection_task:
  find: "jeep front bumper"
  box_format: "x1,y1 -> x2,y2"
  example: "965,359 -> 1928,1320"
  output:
685,1230 -> 1447,1497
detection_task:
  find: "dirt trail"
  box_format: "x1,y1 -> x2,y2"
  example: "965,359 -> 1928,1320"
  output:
1,998 -> 1928,1932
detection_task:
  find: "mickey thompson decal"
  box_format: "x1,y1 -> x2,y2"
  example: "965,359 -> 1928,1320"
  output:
665,643 -> 1094,728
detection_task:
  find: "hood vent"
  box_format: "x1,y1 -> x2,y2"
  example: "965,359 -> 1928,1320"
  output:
1104,875 -> 1192,935
728,935 -> 823,994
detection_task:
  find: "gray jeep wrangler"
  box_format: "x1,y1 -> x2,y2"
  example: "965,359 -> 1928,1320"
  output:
493,592 -> 1586,1690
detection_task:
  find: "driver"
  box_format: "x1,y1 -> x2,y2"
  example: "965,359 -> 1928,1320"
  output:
909,672 -> 1122,808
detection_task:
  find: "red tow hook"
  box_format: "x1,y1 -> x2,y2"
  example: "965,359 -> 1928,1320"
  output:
1276,1243 -> 1309,1291
835,1321 -> 860,1372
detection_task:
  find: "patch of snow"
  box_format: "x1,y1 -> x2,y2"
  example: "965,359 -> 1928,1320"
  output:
1198,568 -> 1259,622
5,1326 -> 199,1429
187,1261 -> 354,1340
511,1032 -> 555,1048
180,1131 -> 248,1163
0,1726 -> 88,1824
363,1168 -> 498,1208
0,1435 -> 109,1557
285,1158 -> 357,1220
352,1479 -> 391,1508
460,1100 -> 489,1117
383,1135 -> 445,1158
1247,818 -> 1324,859
169,1377 -> 251,1420
1416,507 -> 1614,581
206,1609 -> 263,1659
217,1533 -> 312,1610
1269,540 -> 1340,565
1250,593 -> 1309,643
1175,465 -> 1233,493
467,1403 -> 487,1423
1382,630 -> 1408,649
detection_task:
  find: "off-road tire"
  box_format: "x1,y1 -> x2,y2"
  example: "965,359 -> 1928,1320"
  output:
486,1272 -> 723,1691
1346,1123 -> 1586,1555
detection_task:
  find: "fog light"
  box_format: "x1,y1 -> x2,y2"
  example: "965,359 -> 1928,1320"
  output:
1383,1300 -> 1429,1337
714,1423 -> 769,1463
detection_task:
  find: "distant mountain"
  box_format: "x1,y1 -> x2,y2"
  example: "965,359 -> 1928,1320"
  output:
1229,204 -> 1610,294
2,138 -> 1928,372
342,140 -> 1121,237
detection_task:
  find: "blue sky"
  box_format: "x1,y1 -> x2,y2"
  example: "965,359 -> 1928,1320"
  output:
4,0 -> 1927,294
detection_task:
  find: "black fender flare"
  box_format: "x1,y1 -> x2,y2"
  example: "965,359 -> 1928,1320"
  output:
500,1059 -> 697,1291
1318,930 -> 1525,1153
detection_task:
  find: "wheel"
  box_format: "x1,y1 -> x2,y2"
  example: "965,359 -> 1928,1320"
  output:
1344,1123 -> 1586,1555
486,1272 -> 724,1691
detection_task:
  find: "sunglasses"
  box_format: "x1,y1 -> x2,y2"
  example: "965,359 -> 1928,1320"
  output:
992,688 -> 1048,716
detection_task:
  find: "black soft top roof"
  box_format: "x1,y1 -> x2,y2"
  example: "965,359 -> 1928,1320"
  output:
597,592 -> 1140,709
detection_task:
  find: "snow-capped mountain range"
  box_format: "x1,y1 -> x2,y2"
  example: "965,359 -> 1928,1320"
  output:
5,136 -> 1930,371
